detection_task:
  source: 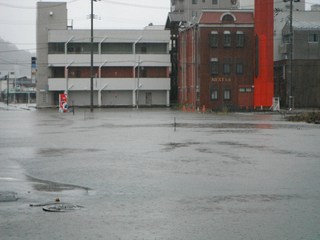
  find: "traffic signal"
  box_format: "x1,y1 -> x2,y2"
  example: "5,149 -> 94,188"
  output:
31,57 -> 37,66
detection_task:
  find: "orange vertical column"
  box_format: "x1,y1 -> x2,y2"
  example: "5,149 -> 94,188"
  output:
254,0 -> 274,108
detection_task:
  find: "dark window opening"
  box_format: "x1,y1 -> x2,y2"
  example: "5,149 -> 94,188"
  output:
236,33 -> 245,47
222,14 -> 235,24
210,59 -> 219,75
209,32 -> 218,48
223,63 -> 231,75
224,32 -> 231,47
308,33 -> 319,43
236,63 -> 244,75
48,43 -> 65,54
224,89 -> 231,100
211,89 -> 218,100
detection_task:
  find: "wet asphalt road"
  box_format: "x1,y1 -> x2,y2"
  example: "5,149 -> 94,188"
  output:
1,105 -> 320,240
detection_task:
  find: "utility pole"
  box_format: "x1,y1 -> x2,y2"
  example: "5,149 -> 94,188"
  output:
288,0 -> 294,109
136,57 -> 140,109
90,0 -> 101,112
90,0 -> 94,112
6,73 -> 9,106
289,0 -> 293,108
13,73 -> 16,104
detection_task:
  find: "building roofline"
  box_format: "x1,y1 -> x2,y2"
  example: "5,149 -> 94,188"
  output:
201,9 -> 254,13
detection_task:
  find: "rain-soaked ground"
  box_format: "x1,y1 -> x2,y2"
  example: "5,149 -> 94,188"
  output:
0,103 -> 320,240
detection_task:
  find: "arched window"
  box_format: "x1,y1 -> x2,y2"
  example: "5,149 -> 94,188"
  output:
221,13 -> 236,24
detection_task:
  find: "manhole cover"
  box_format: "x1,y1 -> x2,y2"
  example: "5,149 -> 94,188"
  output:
0,191 -> 18,202
42,203 -> 83,212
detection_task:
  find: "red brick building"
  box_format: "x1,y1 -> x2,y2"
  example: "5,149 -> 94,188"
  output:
178,10 -> 255,110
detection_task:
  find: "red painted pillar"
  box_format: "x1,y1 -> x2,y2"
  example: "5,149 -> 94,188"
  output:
254,0 -> 274,108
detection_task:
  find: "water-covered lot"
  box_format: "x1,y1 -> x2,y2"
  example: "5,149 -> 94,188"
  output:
1,105 -> 320,240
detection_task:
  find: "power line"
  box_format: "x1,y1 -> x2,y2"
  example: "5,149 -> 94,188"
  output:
101,0 -> 168,10
0,0 -> 82,10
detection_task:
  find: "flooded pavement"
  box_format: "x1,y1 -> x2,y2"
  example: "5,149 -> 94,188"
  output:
0,105 -> 320,240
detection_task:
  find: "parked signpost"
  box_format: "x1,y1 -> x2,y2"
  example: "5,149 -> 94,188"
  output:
59,93 -> 68,113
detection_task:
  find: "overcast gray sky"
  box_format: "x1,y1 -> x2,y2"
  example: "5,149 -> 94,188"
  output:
0,0 -> 170,52
0,0 -> 319,52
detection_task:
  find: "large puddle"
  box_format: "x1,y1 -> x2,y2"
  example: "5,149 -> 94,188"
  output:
0,191 -> 18,202
26,175 -> 91,194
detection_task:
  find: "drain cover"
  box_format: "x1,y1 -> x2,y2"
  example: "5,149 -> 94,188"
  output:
42,203 -> 83,212
0,191 -> 18,202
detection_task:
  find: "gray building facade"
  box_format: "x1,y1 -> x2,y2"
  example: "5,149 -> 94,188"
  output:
168,0 -> 238,25
36,2 -> 171,108
36,2 -> 68,108
274,14 -> 320,108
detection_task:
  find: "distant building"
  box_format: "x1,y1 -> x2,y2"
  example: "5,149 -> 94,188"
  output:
0,75 -> 36,103
311,4 -> 320,11
178,10 -> 255,110
167,0 -> 275,110
168,0 -> 239,25
36,2 -> 171,108
166,0 -> 239,104
274,15 -> 320,107
166,0 -> 319,109
274,0 -> 305,12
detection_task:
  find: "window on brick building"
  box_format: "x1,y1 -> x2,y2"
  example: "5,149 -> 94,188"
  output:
224,89 -> 231,100
212,0 -> 218,4
222,14 -> 235,24
223,63 -> 231,75
224,31 -> 231,47
192,0 -> 198,4
209,31 -> 218,47
236,63 -> 244,74
211,89 -> 218,100
236,31 -> 245,47
210,58 -> 219,75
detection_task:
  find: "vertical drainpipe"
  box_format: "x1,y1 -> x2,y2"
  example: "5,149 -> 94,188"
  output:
192,25 -> 196,107
183,31 -> 186,103
98,36 -> 107,107
195,24 -> 199,109
181,31 -> 184,104
65,36 -> 73,98
98,60 -> 107,106
133,36 -> 142,107
136,56 -> 141,109
99,36 -> 107,56
66,61 -> 74,97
